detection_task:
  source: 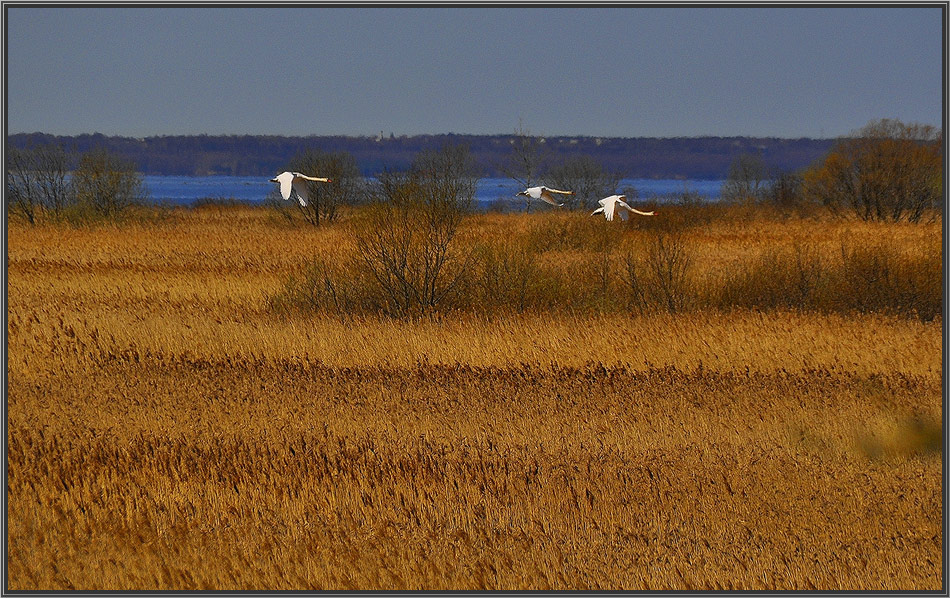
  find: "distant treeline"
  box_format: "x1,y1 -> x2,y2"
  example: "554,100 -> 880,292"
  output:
7,132 -> 834,179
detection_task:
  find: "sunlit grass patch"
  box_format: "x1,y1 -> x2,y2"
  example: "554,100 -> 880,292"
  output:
6,203 -> 942,591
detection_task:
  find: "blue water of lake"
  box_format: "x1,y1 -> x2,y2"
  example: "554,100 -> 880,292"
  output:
143,176 -> 725,208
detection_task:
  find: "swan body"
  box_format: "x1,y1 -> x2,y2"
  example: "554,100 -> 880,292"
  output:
270,171 -> 332,207
591,195 -> 656,221
516,185 -> 574,207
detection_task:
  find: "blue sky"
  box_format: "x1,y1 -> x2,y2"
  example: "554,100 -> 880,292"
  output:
5,6 -> 944,138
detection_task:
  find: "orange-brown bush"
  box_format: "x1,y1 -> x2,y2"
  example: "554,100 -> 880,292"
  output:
270,204 -> 941,319
718,236 -> 942,319
802,119 -> 942,223
7,205 -> 942,590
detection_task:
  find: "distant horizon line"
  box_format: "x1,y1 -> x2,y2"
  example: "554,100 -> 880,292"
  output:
9,130 -> 851,141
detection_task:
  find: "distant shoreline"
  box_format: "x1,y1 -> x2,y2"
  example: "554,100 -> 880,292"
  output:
6,132 -> 835,179
140,175 -> 728,209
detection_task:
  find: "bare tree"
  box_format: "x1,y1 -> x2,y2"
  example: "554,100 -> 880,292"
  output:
646,232 -> 693,313
357,144 -> 478,316
498,121 -> 553,212
7,146 -> 40,225
71,148 -> 147,220
6,144 -> 71,224
548,155 -> 621,211
803,119 -> 941,222
766,170 -> 805,210
623,232 -> 693,313
721,153 -> 770,203
271,149 -> 364,226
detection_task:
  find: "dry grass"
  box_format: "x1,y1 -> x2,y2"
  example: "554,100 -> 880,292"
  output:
267,204 -> 941,318
6,205 -> 943,590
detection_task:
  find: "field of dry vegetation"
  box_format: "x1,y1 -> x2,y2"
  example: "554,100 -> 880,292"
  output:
7,202 -> 943,590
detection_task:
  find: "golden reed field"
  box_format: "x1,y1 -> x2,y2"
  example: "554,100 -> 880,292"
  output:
6,204 -> 943,590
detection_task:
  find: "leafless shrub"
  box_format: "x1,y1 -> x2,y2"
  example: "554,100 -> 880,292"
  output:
472,240 -> 540,314
356,144 -> 478,316
718,237 -> 940,319
525,213 -> 608,253
633,190 -> 712,234
721,153 -> 770,203
270,149 -> 365,226
623,232 -> 694,313
719,243 -> 827,310
498,121 -> 550,190
70,148 -> 147,222
6,144 -> 71,224
547,155 -> 621,211
647,232 -> 693,312
268,257 -> 382,318
498,122 -> 555,213
766,171 -> 806,213
803,119 -> 942,222
623,254 -> 649,314
837,238 -> 941,319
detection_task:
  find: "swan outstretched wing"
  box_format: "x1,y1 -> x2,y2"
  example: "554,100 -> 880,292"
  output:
295,172 -> 331,183
291,178 -> 310,207
271,171 -> 332,206
615,199 -> 635,221
539,189 -> 565,206
274,172 -> 294,201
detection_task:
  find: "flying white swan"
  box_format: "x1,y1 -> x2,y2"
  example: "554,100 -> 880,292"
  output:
591,195 -> 656,221
516,185 -> 575,207
270,171 -> 332,207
